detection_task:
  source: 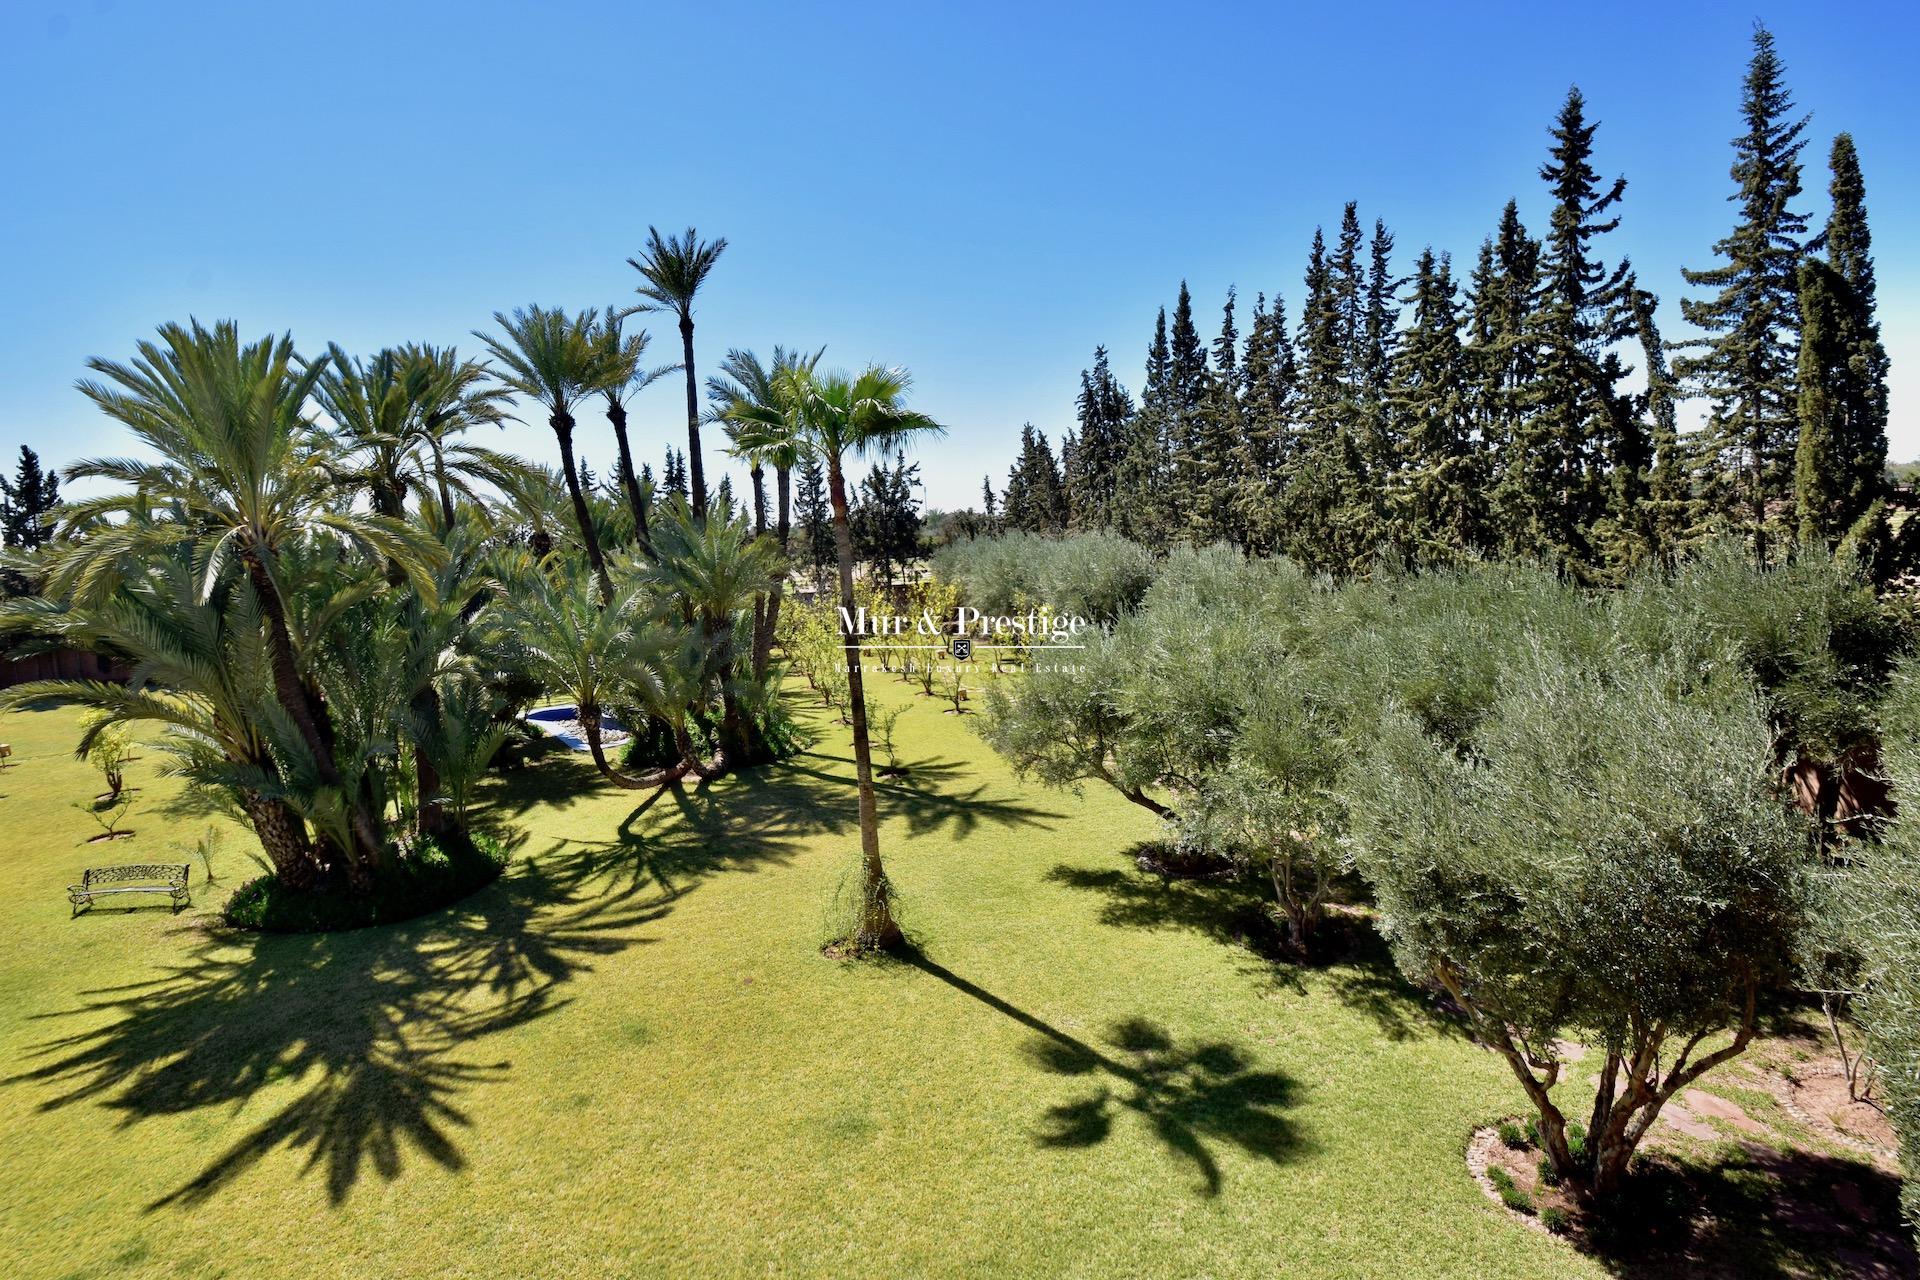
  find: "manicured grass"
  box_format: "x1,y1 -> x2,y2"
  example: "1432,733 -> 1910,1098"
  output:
0,685 -> 1602,1279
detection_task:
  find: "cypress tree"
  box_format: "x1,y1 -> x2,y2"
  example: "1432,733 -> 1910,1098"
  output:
1629,287 -> 1694,565
796,459 -> 833,587
1675,22 -> 1810,562
1795,133 -> 1889,546
1186,289 -> 1243,544
1278,223 -> 1373,574
662,446 -> 689,501
1119,309 -> 1174,542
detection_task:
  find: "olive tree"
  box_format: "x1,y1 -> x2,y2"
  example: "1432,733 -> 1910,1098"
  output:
1344,647 -> 1808,1200
1858,662 -> 1920,1236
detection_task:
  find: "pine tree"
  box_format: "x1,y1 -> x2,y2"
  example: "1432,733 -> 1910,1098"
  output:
1118,309 -> 1173,543
1235,292 -> 1297,553
1472,201 -> 1541,553
662,446 -> 689,502
1066,346 -> 1132,529
1629,287 -> 1694,564
1002,424 -> 1068,533
1795,133 -> 1890,546
1675,22 -> 1811,562
796,459 -> 833,587
1390,249 -> 1482,560
1185,289 -> 1243,544
1517,86 -> 1635,572
1277,222 -> 1373,573
981,475 -> 1000,532
0,445 -> 60,550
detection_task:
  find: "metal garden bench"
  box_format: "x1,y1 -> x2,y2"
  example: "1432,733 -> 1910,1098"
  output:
68,863 -> 191,915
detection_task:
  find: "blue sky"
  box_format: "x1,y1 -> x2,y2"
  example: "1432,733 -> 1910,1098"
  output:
2,0 -> 1914,510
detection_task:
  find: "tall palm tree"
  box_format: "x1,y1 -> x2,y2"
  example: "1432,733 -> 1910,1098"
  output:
476,306 -> 614,601
714,345 -> 822,683
63,320 -> 443,872
779,364 -> 946,950
628,226 -> 727,520
589,309 -> 674,550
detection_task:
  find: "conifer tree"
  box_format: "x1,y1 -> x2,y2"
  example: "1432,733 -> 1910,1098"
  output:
662,445 -> 689,501
1472,201 -> 1541,554
1630,287 -> 1694,564
1235,292 -> 1297,553
1795,133 -> 1889,546
796,459 -> 833,587
981,475 -> 1001,533
1002,423 -> 1068,533
0,445 -> 60,550
1676,22 -> 1811,562
1390,249 -> 1482,560
1186,289 -> 1243,544
1277,223 -> 1373,573
1517,86 -> 1635,572
1118,309 -> 1173,543
1067,346 -> 1132,529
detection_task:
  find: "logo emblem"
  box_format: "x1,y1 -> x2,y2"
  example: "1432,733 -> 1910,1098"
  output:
949,636 -> 972,661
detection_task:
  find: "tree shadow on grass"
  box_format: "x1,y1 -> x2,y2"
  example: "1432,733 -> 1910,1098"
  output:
786,752 -> 1066,840
8,839 -> 674,1210
1584,1145 -> 1916,1280
901,948 -> 1306,1197
1046,853 -> 1466,1044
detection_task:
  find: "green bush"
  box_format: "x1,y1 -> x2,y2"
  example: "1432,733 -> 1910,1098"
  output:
1536,1155 -> 1560,1187
1486,1166 -> 1534,1215
1497,1120 -> 1527,1150
223,832 -> 508,933
1539,1205 -> 1571,1234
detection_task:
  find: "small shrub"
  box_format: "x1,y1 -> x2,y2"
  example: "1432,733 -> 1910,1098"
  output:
1498,1120 -> 1527,1149
1486,1166 -> 1534,1215
224,832 -> 507,933
1536,1155 -> 1560,1187
1539,1205 -> 1571,1234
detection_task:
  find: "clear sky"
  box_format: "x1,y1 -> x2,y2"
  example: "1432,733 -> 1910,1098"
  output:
2,0 -> 1915,511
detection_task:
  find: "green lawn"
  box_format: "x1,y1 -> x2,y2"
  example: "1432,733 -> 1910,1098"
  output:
0,682 -> 1605,1280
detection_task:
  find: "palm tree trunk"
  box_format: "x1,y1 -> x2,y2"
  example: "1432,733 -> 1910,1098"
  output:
581,700 -> 687,789
242,789 -> 319,890
829,459 -> 900,950
607,401 -> 650,552
755,463 -> 791,684
243,549 -> 384,875
413,685 -> 449,839
681,317 -> 707,520
551,410 -> 613,602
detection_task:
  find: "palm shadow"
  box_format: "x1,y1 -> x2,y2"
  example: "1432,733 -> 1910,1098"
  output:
901,949 -> 1306,1197
785,752 -> 1066,840
10,819 -> 688,1209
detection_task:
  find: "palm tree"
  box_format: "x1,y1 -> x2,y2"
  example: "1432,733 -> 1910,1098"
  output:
394,343 -> 519,527
0,542 -> 321,888
644,502 -> 784,768
714,346 -> 822,683
779,364 -> 946,950
63,320 -> 443,874
476,306 -> 614,600
629,227 -> 727,520
491,558 -> 695,789
589,309 -> 674,550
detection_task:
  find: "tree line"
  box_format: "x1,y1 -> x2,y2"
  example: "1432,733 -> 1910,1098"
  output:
988,26 -> 1894,582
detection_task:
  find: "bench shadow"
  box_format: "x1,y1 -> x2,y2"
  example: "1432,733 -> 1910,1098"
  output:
6,747 -> 838,1211
900,948 -> 1306,1197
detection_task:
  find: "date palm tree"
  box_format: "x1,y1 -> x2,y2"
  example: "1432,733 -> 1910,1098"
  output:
61,320 -> 442,874
714,345 -> 822,683
779,363 -> 945,950
629,226 -> 727,520
394,343 -> 519,527
589,309 -> 674,550
0,541 -> 320,888
476,306 -> 614,601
